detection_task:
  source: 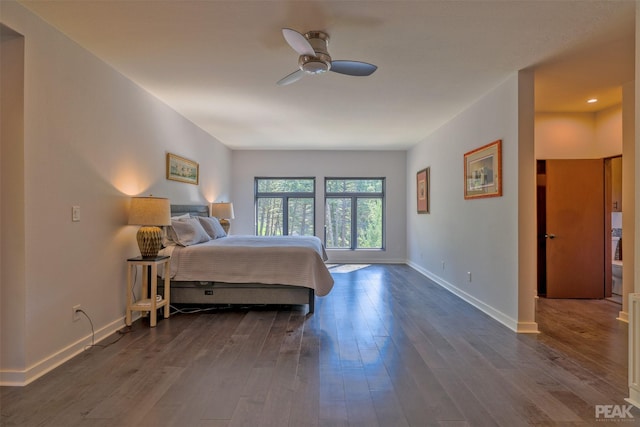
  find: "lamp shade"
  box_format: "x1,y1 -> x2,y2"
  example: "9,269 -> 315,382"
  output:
210,202 -> 235,219
129,197 -> 171,226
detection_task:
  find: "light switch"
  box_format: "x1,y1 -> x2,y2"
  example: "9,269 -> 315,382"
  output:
72,206 -> 80,222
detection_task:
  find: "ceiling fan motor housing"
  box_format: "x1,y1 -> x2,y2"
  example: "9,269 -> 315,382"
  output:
299,31 -> 331,74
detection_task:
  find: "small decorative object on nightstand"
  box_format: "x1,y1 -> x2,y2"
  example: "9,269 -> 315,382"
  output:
125,255 -> 170,327
210,202 -> 235,234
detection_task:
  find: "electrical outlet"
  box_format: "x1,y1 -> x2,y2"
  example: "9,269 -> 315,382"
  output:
441,261 -> 445,270
72,304 -> 81,322
72,206 -> 80,222
467,272 -> 472,282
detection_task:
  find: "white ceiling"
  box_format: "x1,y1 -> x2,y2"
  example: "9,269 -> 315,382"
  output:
19,1 -> 636,150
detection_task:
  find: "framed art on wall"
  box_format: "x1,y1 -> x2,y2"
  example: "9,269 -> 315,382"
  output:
464,139 -> 502,199
167,153 -> 199,185
417,167 -> 430,213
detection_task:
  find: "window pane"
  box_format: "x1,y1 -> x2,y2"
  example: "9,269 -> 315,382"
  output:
325,198 -> 351,248
288,198 -> 314,236
326,179 -> 382,193
357,198 -> 382,249
256,198 -> 283,236
257,178 -> 314,193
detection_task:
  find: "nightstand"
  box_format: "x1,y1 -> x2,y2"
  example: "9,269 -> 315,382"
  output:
125,255 -> 170,327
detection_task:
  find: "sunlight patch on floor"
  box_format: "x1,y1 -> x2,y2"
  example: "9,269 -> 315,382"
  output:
326,264 -> 371,273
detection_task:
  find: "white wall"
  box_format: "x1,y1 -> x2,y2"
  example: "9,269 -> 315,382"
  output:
1,26 -> 26,374
231,150 -> 407,263
0,2 -> 232,385
407,73 -> 528,331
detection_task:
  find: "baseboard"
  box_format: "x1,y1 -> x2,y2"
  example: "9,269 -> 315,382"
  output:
516,321 -> 540,334
626,396 -> 640,410
407,261 -> 531,333
618,310 -> 629,323
326,258 -> 408,265
0,315 -> 131,386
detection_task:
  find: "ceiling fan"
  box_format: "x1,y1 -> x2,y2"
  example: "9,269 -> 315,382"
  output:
277,28 -> 378,86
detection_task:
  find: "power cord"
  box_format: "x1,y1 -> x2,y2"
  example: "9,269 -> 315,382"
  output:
169,304 -> 261,314
75,308 -> 133,351
131,266 -> 139,303
169,304 -> 222,314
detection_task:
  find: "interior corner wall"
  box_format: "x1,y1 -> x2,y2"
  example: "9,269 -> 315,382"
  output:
1,25 -> 26,375
231,150 -> 407,264
622,80 -> 635,321
1,2 -> 231,385
406,74 -> 522,331
535,105 -> 623,160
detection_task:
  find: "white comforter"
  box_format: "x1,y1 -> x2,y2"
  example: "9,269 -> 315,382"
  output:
159,235 -> 334,296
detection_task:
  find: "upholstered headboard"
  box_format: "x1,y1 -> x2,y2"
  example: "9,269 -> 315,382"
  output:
171,204 -> 209,217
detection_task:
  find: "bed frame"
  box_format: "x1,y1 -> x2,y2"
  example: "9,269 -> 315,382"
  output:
167,205 -> 315,312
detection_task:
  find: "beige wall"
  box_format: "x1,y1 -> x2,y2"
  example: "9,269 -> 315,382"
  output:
622,80 -> 635,320
535,105 -> 623,160
1,2 -> 231,385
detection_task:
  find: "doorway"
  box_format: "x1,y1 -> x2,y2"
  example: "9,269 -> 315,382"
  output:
606,155 -> 623,304
536,159 -> 606,299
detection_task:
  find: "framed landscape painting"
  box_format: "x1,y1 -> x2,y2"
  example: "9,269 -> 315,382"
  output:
417,167 -> 430,214
167,153 -> 199,185
464,139 -> 502,199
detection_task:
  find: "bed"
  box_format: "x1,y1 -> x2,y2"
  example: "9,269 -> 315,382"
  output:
158,205 -> 334,312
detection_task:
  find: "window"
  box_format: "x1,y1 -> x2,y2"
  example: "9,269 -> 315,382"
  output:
255,178 -> 315,236
325,178 -> 384,249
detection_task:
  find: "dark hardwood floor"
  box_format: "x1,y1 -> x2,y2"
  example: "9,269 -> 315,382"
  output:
1,264 -> 636,426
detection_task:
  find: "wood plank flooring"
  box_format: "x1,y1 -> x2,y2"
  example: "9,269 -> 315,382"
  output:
1,264 -> 635,426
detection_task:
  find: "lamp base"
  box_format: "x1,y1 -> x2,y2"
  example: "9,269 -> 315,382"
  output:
137,226 -> 163,257
219,219 -> 230,234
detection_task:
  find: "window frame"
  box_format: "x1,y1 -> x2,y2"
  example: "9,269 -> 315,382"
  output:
254,177 -> 316,236
324,177 -> 386,250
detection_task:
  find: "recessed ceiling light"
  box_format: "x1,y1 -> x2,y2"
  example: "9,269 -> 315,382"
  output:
587,98 -> 598,104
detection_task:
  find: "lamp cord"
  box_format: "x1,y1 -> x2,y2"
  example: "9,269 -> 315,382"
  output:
76,309 -> 132,351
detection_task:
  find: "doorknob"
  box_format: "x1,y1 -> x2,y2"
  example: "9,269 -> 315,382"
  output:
545,233 -> 556,239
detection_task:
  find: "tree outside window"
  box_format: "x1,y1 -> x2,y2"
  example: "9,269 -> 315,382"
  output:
255,178 -> 315,236
325,178 -> 384,250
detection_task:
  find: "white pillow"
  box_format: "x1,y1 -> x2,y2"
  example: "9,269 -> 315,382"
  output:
171,217 -> 211,246
197,216 -> 227,239
171,213 -> 191,220
163,213 -> 193,246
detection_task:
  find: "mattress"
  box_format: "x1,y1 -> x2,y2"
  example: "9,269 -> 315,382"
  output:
159,235 -> 334,296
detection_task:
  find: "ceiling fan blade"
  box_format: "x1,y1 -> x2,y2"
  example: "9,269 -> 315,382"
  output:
282,28 -> 315,56
330,60 -> 377,76
277,69 -> 306,86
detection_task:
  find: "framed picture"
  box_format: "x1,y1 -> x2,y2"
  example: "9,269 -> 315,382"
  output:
416,167 -> 430,214
464,139 -> 502,199
166,153 -> 199,185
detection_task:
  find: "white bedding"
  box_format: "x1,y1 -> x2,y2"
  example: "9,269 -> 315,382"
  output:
159,235 -> 334,296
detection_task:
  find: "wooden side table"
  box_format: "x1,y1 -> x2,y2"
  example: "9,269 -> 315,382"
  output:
126,255 -> 170,327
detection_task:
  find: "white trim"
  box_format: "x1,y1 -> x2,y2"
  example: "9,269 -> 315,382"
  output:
0,316 -> 129,386
326,258 -> 408,265
629,294 -> 640,408
619,310 -> 629,323
407,261 -> 535,333
516,321 -> 540,334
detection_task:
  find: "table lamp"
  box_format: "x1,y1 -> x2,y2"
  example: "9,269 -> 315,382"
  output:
210,202 -> 234,234
129,196 -> 171,257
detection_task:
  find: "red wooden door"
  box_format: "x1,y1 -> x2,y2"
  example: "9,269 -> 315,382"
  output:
545,159 -> 604,298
